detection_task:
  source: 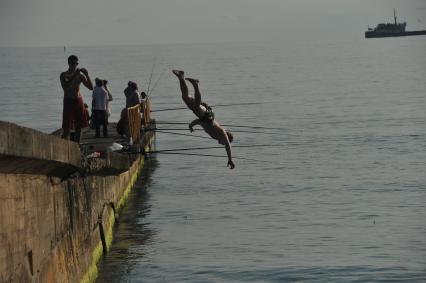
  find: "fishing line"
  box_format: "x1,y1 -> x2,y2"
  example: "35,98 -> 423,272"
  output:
79,138 -> 129,145
150,106 -> 187,112
122,145 -> 284,165
151,128 -> 286,135
124,144 -> 282,155
148,144 -> 282,153
146,62 -> 156,95
151,102 -> 267,112
148,68 -> 167,96
155,130 -> 212,140
151,151 -> 278,164
151,121 -> 190,125
212,102 -> 269,107
222,124 -> 286,131
154,121 -> 287,131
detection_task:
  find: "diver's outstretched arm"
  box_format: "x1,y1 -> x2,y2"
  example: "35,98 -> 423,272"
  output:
220,129 -> 235,169
188,118 -> 201,132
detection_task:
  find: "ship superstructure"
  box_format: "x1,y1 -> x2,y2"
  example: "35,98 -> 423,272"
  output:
365,9 -> 426,38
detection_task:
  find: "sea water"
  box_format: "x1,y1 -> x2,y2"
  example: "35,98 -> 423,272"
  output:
1,37 -> 425,282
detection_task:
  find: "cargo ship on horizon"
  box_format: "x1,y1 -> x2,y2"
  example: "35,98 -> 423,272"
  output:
365,9 -> 426,38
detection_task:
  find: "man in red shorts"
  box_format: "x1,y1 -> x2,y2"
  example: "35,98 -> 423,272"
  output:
60,55 -> 93,142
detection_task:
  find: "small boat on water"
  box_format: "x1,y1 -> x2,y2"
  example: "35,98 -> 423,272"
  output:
365,9 -> 426,38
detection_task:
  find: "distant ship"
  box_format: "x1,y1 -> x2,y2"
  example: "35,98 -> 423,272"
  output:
365,9 -> 426,38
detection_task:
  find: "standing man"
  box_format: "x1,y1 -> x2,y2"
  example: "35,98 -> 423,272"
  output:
92,78 -> 109,138
172,69 -> 235,169
60,55 -> 93,142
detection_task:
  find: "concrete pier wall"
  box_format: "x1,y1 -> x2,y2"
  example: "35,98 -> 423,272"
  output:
0,121 -> 155,282
0,121 -> 81,177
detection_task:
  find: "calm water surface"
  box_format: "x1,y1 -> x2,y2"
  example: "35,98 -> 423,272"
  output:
1,38 -> 425,282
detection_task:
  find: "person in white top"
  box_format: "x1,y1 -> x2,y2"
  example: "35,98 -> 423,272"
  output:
103,80 -> 113,117
92,78 -> 109,137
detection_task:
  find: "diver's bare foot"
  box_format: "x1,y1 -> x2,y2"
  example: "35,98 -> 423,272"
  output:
185,77 -> 199,85
172,69 -> 184,79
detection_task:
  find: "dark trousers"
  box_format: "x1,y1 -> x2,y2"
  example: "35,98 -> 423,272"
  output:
93,109 -> 108,137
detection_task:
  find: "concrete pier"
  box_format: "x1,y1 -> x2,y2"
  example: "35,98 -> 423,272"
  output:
0,120 -> 155,282
0,121 -> 81,177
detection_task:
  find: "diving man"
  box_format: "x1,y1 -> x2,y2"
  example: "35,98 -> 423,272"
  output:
172,70 -> 235,169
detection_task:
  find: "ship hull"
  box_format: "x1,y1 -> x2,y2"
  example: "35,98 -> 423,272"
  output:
365,30 -> 426,38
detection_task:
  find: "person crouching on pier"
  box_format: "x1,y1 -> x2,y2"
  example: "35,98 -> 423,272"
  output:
92,78 -> 109,138
60,55 -> 93,142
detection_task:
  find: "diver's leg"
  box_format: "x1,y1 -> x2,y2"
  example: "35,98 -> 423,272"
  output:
172,70 -> 192,107
185,78 -> 201,107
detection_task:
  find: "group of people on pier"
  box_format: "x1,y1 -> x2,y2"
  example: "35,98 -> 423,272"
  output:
60,55 -> 234,169
60,55 -> 146,141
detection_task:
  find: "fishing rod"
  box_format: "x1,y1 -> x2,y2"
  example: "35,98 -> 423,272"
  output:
146,62 -> 156,95
213,102 -> 269,107
148,68 -> 166,96
151,102 -> 267,112
151,106 -> 188,112
152,151 -> 279,164
154,121 -> 287,131
80,140 -> 127,146
146,144 -> 281,154
123,144 -> 282,156
152,121 -> 191,125
122,144 -> 284,165
150,127 -> 287,135
155,130 -> 212,140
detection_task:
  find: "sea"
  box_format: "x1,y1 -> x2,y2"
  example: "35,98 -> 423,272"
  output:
1,37 -> 425,282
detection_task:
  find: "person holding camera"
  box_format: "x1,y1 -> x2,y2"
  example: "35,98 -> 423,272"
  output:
60,55 -> 93,142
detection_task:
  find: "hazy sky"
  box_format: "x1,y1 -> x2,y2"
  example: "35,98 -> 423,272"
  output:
1,0 -> 425,47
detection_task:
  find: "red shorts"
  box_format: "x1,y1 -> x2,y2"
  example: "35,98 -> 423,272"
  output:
62,96 -> 89,130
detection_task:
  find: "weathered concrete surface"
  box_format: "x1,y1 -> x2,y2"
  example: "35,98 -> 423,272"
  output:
0,121 -> 156,283
0,121 -> 81,177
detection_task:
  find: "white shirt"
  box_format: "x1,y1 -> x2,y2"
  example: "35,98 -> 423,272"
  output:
92,86 -> 108,111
